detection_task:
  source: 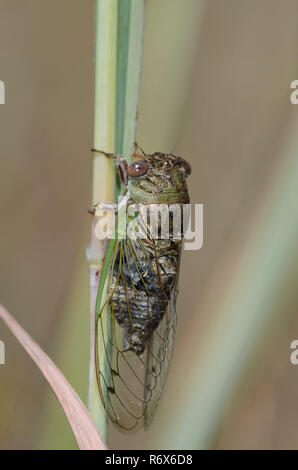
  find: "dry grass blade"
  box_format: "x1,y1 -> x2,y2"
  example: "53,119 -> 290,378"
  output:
0,304 -> 107,450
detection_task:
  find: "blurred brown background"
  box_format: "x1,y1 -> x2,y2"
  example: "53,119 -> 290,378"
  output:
1,0 -> 298,449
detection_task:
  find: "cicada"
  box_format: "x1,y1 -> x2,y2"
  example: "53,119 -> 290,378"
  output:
90,149 -> 191,433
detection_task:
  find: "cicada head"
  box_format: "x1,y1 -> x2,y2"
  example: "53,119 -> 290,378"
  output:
127,152 -> 191,204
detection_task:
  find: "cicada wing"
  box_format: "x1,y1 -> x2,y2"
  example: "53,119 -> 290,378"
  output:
96,239 -> 148,433
95,224 -> 181,433
144,287 -> 178,428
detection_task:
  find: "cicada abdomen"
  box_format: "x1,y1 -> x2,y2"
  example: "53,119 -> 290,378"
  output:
94,152 -> 191,433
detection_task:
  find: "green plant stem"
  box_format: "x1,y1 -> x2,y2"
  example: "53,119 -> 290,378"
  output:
87,0 -> 118,444
87,0 -> 145,444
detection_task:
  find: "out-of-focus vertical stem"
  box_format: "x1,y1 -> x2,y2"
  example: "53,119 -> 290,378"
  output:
156,115 -> 298,449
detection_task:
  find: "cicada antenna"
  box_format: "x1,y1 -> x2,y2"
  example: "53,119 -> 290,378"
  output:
134,142 -> 146,156
169,140 -> 181,156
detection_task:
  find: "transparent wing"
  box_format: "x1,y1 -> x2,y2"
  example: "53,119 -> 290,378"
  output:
144,287 -> 177,428
95,227 -> 181,433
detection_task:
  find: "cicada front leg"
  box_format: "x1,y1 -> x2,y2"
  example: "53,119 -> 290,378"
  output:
89,148 -> 130,218
91,148 -> 129,186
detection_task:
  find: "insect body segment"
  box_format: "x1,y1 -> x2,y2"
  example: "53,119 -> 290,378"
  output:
91,149 -> 191,432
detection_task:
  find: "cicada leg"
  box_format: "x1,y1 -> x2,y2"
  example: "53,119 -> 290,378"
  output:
91,148 -> 128,186
88,201 -> 119,216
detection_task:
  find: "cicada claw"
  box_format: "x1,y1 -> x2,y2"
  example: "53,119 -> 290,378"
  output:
88,201 -> 119,215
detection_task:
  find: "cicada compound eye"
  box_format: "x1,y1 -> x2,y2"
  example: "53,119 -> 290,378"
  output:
181,159 -> 191,176
128,160 -> 149,177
